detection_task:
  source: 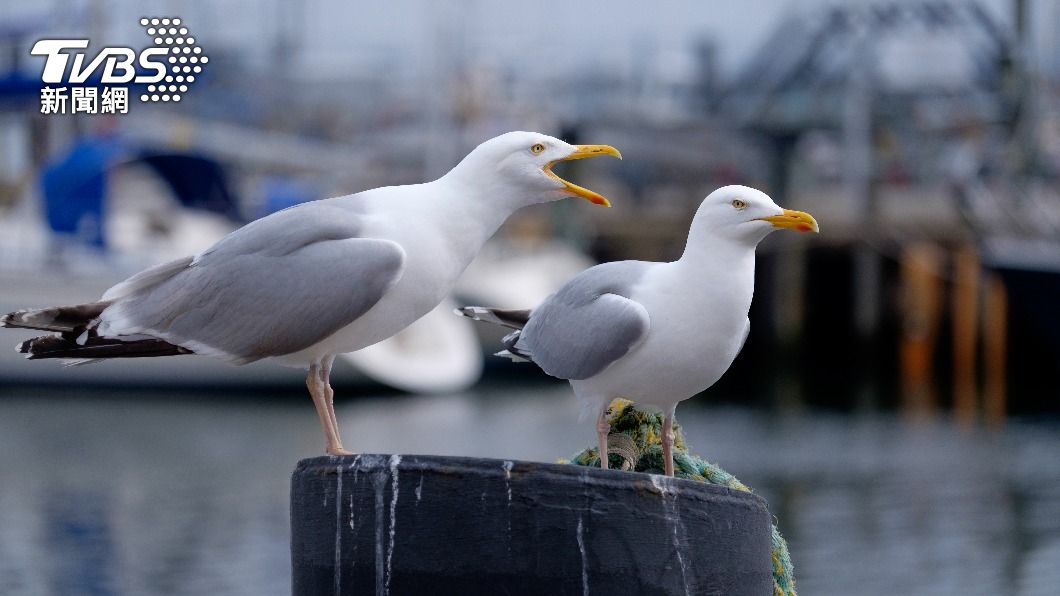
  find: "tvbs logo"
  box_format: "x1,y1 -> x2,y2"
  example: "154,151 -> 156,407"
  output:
32,40 -> 168,85
31,17 -> 208,114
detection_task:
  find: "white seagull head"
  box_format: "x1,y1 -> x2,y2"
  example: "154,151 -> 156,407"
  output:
692,185 -> 819,245
446,131 -> 622,207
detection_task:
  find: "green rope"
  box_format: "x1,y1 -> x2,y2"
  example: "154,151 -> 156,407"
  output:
567,399 -> 796,596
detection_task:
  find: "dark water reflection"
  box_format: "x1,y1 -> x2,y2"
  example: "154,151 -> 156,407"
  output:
1,385 -> 1058,595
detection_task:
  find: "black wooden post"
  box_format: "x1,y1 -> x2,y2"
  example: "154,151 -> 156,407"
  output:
291,454 -> 772,595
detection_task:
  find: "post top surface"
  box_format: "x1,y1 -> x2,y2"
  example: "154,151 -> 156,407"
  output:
294,453 -> 767,510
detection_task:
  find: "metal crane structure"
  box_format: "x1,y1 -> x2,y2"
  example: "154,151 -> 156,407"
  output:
716,0 -> 1049,240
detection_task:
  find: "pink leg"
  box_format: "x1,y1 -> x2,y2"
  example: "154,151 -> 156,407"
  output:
662,406 -> 676,477
318,356 -> 346,449
596,404 -> 610,470
307,360 -> 352,456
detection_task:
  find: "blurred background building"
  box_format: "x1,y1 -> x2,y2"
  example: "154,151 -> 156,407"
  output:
1,1 -> 1058,595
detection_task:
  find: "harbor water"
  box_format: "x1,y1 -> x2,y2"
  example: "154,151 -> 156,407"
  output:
1,382 -> 1058,595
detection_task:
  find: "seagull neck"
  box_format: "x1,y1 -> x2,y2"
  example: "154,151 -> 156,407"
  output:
418,177 -> 518,260
677,233 -> 757,275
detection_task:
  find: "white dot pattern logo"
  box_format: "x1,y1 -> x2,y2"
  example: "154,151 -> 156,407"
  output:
139,16 -> 207,103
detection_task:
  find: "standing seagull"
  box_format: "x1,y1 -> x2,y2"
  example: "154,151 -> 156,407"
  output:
460,185 -> 817,476
1,131 -> 620,455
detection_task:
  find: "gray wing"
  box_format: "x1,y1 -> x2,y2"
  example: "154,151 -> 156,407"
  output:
98,199 -> 406,363
513,260 -> 651,380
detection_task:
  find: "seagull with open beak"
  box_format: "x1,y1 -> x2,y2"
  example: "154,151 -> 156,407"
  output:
2,131 -> 621,457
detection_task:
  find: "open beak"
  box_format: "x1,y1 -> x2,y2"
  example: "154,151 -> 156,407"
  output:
544,145 -> 622,206
757,208 -> 819,233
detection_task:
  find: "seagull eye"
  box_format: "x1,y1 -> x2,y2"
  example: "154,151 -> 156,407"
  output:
731,199 -> 747,209
530,143 -> 546,154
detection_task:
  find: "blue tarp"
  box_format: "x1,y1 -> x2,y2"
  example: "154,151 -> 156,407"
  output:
40,138 -> 121,248
260,175 -> 318,217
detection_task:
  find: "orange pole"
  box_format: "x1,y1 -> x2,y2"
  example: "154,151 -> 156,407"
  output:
899,243 -> 944,422
951,245 -> 980,427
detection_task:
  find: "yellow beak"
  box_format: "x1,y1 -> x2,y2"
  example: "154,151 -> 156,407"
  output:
757,208 -> 819,233
543,144 -> 622,206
